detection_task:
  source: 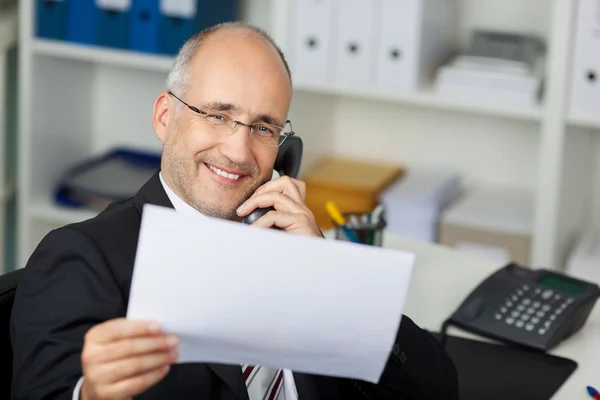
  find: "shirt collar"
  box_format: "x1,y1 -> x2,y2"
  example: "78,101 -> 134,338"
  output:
159,171 -> 208,219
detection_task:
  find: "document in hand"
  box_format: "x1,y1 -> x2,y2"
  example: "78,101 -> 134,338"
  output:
126,204 -> 415,383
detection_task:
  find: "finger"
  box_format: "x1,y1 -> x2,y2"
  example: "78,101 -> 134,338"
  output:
252,210 -> 316,235
252,176 -> 305,202
89,350 -> 178,384
87,319 -> 162,344
237,192 -> 304,217
84,335 -> 179,364
93,365 -> 170,400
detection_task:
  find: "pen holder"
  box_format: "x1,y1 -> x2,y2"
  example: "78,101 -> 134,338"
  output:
333,211 -> 386,246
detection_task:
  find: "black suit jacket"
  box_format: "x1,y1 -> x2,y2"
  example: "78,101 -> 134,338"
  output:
10,172 -> 459,400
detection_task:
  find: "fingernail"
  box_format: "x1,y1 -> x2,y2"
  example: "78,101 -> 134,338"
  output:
170,350 -> 179,361
163,365 -> 171,374
148,323 -> 161,333
236,203 -> 245,214
166,336 -> 179,346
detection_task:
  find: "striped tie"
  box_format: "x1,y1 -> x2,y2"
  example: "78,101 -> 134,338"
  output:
242,364 -> 284,400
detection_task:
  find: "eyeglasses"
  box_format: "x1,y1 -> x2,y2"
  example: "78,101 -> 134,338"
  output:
168,91 -> 294,147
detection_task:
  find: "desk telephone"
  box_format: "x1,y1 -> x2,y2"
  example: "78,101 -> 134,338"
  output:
444,263 -> 600,352
242,136 -> 303,225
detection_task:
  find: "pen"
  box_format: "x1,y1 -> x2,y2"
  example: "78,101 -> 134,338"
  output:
325,201 -> 360,243
588,386 -> 600,400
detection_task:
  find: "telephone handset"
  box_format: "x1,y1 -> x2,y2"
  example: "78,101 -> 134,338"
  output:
442,263 -> 600,352
242,136 -> 303,225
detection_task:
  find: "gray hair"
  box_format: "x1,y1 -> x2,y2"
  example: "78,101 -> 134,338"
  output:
166,21 -> 292,112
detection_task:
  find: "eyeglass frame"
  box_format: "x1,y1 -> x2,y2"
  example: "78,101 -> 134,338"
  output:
167,91 -> 295,147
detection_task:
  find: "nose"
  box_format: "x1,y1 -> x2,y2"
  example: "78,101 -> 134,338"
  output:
220,122 -> 255,165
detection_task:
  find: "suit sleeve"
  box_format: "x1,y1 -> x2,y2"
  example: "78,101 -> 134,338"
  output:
10,227 -> 123,400
352,315 -> 459,400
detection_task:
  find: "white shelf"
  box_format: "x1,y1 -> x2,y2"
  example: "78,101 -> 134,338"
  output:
32,39 -> 175,73
31,39 -> 542,123
294,81 -> 543,122
30,199 -> 99,226
568,111 -> 600,130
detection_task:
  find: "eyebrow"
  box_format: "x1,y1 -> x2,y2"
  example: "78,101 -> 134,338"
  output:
201,101 -> 284,127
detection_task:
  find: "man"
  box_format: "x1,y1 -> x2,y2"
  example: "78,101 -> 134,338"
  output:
11,22 -> 459,399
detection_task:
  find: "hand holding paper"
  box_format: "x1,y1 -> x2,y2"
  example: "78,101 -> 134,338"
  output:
126,204 -> 415,383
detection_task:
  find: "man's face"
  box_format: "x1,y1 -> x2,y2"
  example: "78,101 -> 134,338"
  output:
154,32 -> 292,219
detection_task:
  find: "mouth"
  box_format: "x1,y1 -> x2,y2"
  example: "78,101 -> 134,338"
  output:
204,163 -> 248,184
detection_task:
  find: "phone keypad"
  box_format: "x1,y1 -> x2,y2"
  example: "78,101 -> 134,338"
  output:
494,284 -> 575,336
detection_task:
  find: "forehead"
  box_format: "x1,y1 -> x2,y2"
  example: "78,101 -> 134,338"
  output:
185,31 -> 292,117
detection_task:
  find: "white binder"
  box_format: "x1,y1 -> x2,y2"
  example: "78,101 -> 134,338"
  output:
375,0 -> 457,93
569,0 -> 600,117
333,0 -> 378,89
288,0 -> 336,86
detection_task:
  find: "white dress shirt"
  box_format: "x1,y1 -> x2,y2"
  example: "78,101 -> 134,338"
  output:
73,173 -> 298,400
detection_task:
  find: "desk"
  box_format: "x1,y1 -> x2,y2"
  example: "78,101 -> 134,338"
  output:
377,232 -> 600,400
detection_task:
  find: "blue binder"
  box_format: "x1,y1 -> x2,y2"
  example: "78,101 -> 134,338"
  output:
96,4 -> 131,49
130,0 -> 160,53
36,0 -> 68,40
66,0 -> 96,45
159,13 -> 196,55
159,0 -> 239,56
196,0 -> 238,30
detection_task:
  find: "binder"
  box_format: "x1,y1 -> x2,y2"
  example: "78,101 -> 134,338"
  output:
196,0 -> 238,30
333,0 -> 378,89
67,0 -> 96,45
130,0 -> 160,53
375,0 -> 458,93
95,0 -> 131,49
375,0 -> 421,92
36,0 -> 68,40
289,0 -> 336,86
570,0 -> 600,117
159,0 -> 198,55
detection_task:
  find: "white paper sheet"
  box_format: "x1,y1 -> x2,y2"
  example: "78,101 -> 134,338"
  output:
126,204 -> 415,383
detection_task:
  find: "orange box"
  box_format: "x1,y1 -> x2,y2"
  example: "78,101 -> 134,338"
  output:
302,157 -> 404,230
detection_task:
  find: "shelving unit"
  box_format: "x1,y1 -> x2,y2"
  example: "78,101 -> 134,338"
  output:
15,0 -> 600,272
0,5 -> 18,273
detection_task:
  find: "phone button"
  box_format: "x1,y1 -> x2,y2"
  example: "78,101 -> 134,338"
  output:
525,324 -> 535,331
494,313 -> 502,321
505,318 -> 515,325
515,320 -> 525,328
538,328 -> 547,335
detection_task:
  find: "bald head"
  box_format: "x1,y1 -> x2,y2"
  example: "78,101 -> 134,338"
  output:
167,22 -> 292,99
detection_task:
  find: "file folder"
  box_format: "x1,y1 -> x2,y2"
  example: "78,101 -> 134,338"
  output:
131,0 -> 160,53
36,0 -> 68,40
159,0 -> 197,55
67,0 -> 96,45
96,0 -> 131,49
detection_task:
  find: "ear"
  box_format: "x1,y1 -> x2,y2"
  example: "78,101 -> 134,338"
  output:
153,92 -> 172,143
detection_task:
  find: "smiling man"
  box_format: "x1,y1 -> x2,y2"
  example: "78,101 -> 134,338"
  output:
10,22 -> 458,400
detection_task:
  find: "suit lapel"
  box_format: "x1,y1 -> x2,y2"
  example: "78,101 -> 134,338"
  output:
133,170 -> 174,214
207,364 -> 249,400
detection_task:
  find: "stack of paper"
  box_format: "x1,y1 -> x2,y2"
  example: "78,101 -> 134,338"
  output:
378,168 -> 462,242
126,204 -> 416,383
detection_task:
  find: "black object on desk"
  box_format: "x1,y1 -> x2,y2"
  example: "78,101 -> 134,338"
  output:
431,333 -> 577,400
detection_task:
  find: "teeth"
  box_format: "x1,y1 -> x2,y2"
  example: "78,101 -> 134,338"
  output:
209,164 -> 240,180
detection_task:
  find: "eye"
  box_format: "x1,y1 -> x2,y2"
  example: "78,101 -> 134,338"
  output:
254,125 -> 276,137
206,114 -> 226,122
